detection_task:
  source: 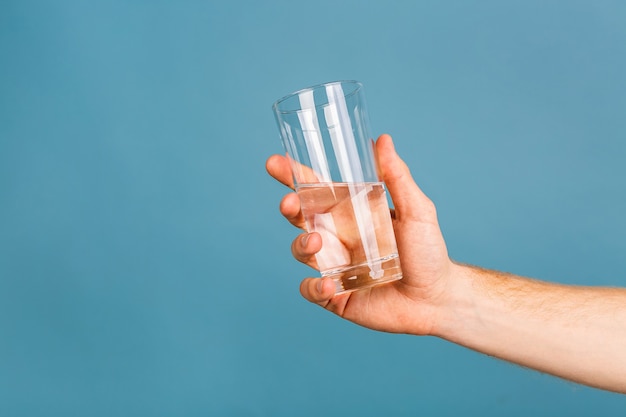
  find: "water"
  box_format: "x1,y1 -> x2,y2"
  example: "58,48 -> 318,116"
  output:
296,182 -> 402,293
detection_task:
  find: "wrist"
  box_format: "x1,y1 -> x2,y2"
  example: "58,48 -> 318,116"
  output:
428,261 -> 481,341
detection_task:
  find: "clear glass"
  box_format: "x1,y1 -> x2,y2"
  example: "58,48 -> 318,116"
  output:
272,81 -> 402,293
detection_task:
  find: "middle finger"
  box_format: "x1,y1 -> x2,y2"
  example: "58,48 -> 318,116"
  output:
280,192 -> 306,229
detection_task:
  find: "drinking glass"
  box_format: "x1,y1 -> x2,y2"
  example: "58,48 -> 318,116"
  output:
272,80 -> 402,293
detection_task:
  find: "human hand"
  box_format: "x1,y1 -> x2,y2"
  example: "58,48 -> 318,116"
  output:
266,134 -> 455,335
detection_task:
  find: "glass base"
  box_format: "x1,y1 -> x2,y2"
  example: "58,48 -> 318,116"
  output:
324,255 -> 403,294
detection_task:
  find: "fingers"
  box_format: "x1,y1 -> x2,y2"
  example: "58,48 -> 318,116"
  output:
300,277 -> 351,317
376,134 -> 436,222
279,192 -> 305,228
291,232 -> 322,267
266,153 -> 324,188
266,154 -> 294,189
299,277 -> 336,307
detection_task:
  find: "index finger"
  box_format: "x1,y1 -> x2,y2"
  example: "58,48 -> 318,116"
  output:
266,154 -> 294,189
266,154 -> 325,189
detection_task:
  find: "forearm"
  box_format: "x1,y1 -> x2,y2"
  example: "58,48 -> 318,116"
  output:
433,263 -> 626,393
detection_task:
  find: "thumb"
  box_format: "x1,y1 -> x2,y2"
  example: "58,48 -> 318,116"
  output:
376,134 -> 434,222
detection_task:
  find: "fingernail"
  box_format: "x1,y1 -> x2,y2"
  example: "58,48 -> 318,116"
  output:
316,279 -> 323,293
301,234 -> 310,247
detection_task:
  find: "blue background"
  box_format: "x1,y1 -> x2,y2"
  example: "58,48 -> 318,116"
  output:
1,0 -> 626,415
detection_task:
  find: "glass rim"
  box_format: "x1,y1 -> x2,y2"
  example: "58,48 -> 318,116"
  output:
272,80 -> 363,115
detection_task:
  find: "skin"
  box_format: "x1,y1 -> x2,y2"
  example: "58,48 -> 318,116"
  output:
266,134 -> 626,394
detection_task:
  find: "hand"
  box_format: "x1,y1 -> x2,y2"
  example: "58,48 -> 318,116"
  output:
266,134 -> 455,335
268,135 -> 626,392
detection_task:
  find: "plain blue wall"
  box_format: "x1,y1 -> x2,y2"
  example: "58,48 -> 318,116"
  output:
1,1 -> 626,415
